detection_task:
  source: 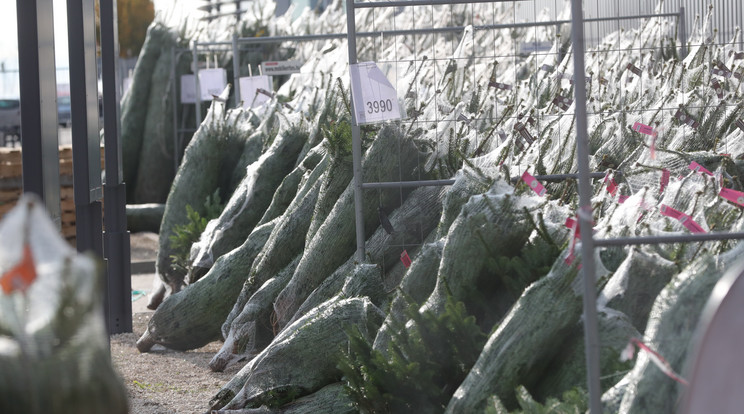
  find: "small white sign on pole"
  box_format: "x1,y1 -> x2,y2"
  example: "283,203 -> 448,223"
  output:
519,41 -> 553,55
198,68 -> 227,101
239,75 -> 273,108
261,60 -> 303,76
349,62 -> 401,124
180,74 -> 197,104
122,76 -> 133,97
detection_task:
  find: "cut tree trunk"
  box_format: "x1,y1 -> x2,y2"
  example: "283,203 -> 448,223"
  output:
136,219 -> 277,352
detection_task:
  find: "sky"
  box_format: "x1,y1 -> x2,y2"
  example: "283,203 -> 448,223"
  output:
0,0 -> 200,97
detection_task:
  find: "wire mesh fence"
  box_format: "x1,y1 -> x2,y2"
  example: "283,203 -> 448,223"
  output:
339,0 -> 744,412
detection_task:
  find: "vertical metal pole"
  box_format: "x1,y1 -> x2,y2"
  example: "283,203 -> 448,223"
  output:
679,6 -> 687,59
233,33 -> 241,106
193,41 -> 202,127
16,0 -> 61,227
67,0 -> 104,258
100,0 -> 133,334
171,47 -> 179,175
569,0 -> 601,412
346,0 -> 366,262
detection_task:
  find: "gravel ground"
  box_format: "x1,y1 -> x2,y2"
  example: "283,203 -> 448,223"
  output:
111,233 -> 241,414
110,313 -> 241,414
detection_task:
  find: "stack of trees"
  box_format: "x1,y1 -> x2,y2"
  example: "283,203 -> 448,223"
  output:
125,2 -> 744,412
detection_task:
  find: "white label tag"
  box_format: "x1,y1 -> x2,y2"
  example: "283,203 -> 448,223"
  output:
239,76 -> 272,108
349,62 -> 401,125
261,60 -> 303,75
180,74 -> 197,104
198,68 -> 227,101
519,41 -> 552,55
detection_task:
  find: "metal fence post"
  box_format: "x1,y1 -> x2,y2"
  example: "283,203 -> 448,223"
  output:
66,0 -> 104,258
679,5 -> 687,59
346,0 -> 366,262
100,0 -> 133,334
233,33 -> 241,106
193,41 -> 202,126
15,0 -> 61,226
171,47 -> 179,175
569,0 -> 601,412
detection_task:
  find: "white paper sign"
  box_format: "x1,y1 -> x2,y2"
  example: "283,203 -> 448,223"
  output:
239,75 -> 272,108
349,62 -> 401,124
520,41 -> 553,55
261,60 -> 303,76
180,74 -> 197,103
122,77 -> 133,96
198,68 -> 227,101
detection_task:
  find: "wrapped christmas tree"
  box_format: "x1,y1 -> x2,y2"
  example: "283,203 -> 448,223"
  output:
0,196 -> 128,414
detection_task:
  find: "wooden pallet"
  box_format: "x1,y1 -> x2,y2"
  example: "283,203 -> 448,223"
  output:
0,146 -> 105,244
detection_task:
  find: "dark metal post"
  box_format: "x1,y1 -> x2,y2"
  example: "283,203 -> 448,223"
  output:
232,33 -> 241,105
100,0 -> 133,334
569,0 -> 601,412
171,47 -> 178,175
66,0 -> 104,258
193,41 -> 202,126
346,0 -> 366,262
16,0 -> 61,226
679,6 -> 687,59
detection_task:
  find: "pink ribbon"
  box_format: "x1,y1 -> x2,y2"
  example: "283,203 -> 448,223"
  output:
689,161 -> 713,176
659,205 -> 705,233
719,187 -> 744,207
521,171 -> 547,197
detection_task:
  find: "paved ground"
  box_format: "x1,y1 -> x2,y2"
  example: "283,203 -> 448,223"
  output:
130,231 -> 159,314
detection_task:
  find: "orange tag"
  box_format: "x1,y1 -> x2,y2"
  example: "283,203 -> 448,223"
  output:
0,244 -> 37,294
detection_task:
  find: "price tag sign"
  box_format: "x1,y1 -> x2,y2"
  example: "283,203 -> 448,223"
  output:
689,161 -> 713,176
660,169 -> 670,194
660,204 -> 706,233
521,171 -> 546,197
632,122 -> 656,136
260,60 -> 303,76
719,188 -> 744,207
198,68 -> 228,101
519,41 -> 552,55
604,173 -> 618,196
239,75 -> 272,108
400,250 -> 412,268
180,74 -> 197,104
349,62 -> 401,124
